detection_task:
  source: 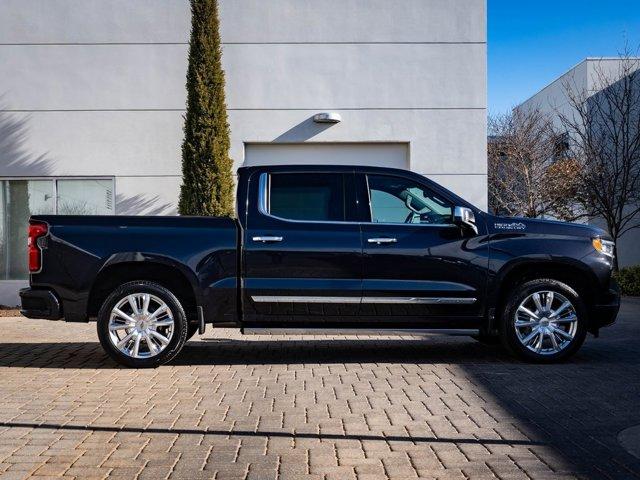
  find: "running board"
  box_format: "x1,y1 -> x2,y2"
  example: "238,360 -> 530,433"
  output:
242,328 -> 479,336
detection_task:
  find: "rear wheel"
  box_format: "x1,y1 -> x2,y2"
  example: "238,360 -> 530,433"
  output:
97,281 -> 188,368
500,278 -> 587,363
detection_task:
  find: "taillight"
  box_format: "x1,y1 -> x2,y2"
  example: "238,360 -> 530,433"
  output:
28,221 -> 48,273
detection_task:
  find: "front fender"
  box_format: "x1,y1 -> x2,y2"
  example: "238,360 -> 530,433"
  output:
485,255 -> 603,332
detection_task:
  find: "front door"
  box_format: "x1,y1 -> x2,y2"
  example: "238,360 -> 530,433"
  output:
242,170 -> 362,326
358,172 -> 487,327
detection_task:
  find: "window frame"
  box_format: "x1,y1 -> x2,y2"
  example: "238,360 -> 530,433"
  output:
258,172 -> 357,224
0,176 -> 116,215
363,173 -> 457,227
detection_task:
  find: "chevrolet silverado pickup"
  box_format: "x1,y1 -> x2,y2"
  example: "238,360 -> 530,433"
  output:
20,165 -> 620,367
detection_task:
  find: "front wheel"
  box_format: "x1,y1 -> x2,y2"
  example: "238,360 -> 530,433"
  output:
97,281 -> 188,368
500,279 -> 587,363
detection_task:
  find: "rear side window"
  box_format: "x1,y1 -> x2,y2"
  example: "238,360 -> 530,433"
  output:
268,173 -> 345,222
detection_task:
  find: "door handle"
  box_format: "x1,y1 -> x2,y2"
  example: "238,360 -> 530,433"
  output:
252,236 -> 283,243
367,237 -> 397,244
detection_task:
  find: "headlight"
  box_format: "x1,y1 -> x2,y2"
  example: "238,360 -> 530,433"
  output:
592,238 -> 615,258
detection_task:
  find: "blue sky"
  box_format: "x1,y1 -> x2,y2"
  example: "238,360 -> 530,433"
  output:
489,0 -> 640,113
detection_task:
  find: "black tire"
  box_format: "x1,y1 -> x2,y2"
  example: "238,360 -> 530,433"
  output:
500,278 -> 587,363
97,281 -> 188,368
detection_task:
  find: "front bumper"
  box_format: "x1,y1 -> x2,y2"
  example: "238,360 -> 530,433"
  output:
19,288 -> 63,320
588,280 -> 620,330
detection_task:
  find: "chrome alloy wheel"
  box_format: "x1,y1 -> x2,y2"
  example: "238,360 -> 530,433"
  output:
108,293 -> 174,359
513,290 -> 578,355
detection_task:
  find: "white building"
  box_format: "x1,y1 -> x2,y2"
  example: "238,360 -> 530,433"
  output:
518,58 -> 640,268
0,0 -> 487,305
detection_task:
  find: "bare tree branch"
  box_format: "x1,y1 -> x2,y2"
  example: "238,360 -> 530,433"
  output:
488,108 -> 583,221
558,45 -> 640,269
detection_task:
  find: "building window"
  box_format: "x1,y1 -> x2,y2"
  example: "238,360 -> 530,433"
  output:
57,179 -> 114,215
0,178 -> 114,280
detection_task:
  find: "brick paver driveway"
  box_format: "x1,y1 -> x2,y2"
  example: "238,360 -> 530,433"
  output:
0,299 -> 639,480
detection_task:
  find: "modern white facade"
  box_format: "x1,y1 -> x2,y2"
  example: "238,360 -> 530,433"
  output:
518,58 -> 640,268
0,0 -> 487,305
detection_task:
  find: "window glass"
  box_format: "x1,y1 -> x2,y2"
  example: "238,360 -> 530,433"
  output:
0,180 -> 54,280
269,173 -> 345,221
56,179 -> 114,215
367,174 -> 453,224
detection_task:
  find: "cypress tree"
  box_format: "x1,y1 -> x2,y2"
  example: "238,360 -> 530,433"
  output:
179,0 -> 234,216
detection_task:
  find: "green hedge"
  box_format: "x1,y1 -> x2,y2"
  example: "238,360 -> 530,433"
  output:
615,265 -> 640,296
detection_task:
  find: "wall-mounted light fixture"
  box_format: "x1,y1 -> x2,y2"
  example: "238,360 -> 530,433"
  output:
313,112 -> 342,124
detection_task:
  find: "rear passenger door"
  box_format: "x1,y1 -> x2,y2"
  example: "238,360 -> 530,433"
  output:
242,170 -> 362,326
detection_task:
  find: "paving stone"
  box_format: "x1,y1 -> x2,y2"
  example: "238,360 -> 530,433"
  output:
0,298 -> 639,479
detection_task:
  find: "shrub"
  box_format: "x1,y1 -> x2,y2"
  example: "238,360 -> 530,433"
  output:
615,265 -> 640,296
178,0 -> 234,217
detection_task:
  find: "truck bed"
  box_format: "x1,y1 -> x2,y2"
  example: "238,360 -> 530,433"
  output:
26,215 -> 239,323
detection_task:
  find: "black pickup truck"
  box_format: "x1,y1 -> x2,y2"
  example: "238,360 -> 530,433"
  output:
20,165 -> 620,367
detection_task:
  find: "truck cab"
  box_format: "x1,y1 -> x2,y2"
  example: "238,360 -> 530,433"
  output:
240,166 -> 487,328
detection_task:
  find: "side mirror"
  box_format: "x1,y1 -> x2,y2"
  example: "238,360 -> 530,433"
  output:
454,206 -> 478,235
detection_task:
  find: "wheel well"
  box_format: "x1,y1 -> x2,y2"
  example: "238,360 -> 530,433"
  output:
88,262 -> 197,320
494,263 -> 596,317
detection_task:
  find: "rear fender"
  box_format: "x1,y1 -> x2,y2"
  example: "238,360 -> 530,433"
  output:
99,252 -> 202,303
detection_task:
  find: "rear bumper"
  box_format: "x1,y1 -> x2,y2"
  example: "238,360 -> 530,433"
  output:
19,288 -> 62,320
589,281 -> 620,330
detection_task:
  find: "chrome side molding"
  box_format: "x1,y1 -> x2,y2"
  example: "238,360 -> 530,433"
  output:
243,328 -> 480,336
251,296 -> 476,305
251,296 -> 361,304
363,297 -> 476,304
